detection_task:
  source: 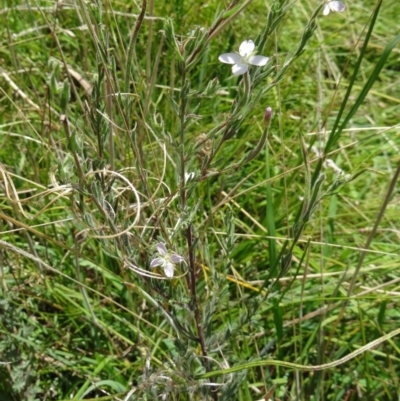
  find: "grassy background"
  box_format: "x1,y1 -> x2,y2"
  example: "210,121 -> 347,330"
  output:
1,0 -> 400,400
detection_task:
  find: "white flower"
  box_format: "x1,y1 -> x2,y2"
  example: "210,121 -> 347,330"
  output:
184,171 -> 195,183
323,1 -> 345,15
218,40 -> 269,76
150,242 -> 184,278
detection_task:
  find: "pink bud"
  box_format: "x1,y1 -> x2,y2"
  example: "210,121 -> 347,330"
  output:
264,107 -> 272,127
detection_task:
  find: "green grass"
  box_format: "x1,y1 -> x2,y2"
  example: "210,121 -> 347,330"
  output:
1,0 -> 400,400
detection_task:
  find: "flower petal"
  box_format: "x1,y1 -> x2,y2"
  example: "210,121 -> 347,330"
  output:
156,242 -> 167,256
232,63 -> 249,75
184,171 -> 195,183
323,4 -> 330,15
218,53 -> 241,65
150,257 -> 165,268
170,253 -> 184,264
329,1 -> 345,12
164,262 -> 175,278
239,40 -> 255,57
248,55 -> 269,67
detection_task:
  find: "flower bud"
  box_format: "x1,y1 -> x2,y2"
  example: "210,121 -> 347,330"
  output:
264,107 -> 273,127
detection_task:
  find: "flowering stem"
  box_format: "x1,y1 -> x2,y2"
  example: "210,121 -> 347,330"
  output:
178,64 -> 216,399
185,226 -> 210,353
185,225 -> 217,400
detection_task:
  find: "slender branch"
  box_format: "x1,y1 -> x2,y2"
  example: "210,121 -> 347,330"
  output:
124,0 -> 147,95
178,62 -> 217,400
